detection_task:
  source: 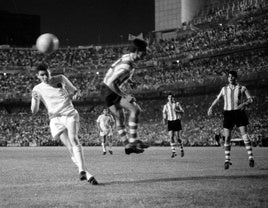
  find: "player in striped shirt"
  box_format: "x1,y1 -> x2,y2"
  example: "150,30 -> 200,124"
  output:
208,71 -> 254,169
162,93 -> 185,158
96,108 -> 115,155
31,64 -> 98,185
100,38 -> 149,155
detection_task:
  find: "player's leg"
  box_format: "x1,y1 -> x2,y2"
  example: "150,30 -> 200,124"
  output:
239,126 -> 254,167
101,135 -> 107,155
109,104 -> 128,144
120,99 -> 140,144
223,111 -> 233,169
169,130 -> 177,158
107,135 -> 113,154
177,130 -> 184,157
66,118 -> 85,173
223,128 -> 232,169
110,103 -> 143,154
119,99 -> 147,154
175,120 -> 184,157
66,115 -> 98,184
50,117 -> 80,168
59,130 -> 79,167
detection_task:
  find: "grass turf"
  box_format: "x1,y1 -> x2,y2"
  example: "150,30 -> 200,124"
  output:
0,146 -> 268,208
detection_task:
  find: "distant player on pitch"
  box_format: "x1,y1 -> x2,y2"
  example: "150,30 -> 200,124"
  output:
31,63 -> 98,185
208,71 -> 255,169
100,38 -> 149,154
162,93 -> 185,158
96,108 -> 115,155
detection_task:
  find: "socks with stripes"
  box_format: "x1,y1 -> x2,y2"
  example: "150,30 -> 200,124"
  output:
128,117 -> 138,143
242,134 -> 254,160
224,142 -> 231,162
177,138 -> 183,151
117,125 -> 128,145
170,142 -> 176,152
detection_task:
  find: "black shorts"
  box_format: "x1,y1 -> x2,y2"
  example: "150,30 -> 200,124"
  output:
223,110 -> 249,129
100,83 -> 121,107
167,119 -> 182,131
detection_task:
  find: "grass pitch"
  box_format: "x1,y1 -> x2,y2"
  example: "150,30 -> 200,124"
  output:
0,146 -> 268,208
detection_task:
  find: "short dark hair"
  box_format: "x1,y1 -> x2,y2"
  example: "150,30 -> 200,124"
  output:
129,38 -> 147,52
168,93 -> 175,97
36,63 -> 48,72
228,71 -> 238,78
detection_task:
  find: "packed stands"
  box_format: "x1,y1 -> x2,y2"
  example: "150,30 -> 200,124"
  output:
0,1 -> 267,147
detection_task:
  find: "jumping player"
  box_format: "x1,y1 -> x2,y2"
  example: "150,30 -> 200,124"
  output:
100,38 -> 149,154
31,63 -> 98,185
96,108 -> 115,155
208,71 -> 255,169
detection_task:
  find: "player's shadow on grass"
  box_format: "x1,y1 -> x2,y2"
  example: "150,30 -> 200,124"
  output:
102,174 -> 268,185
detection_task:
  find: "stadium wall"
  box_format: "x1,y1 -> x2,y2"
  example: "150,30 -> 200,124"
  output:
154,0 -> 206,40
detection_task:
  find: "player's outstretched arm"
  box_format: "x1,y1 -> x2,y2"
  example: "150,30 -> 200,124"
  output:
208,89 -> 223,116
31,91 -> 40,114
61,75 -> 81,100
207,97 -> 219,116
162,105 -> 167,124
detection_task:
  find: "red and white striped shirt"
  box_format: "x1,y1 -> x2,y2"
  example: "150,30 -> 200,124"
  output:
217,84 -> 251,111
163,102 -> 184,121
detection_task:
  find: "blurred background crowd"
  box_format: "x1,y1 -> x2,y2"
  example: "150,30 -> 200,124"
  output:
0,0 -> 267,147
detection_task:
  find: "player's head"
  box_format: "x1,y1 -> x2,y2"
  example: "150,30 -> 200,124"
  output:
103,108 -> 109,115
129,38 -> 147,60
227,71 -> 237,84
36,63 -> 50,83
167,93 -> 175,102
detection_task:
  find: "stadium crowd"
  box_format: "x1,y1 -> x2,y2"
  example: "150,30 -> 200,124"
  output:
0,88 -> 267,147
0,0 -> 267,147
0,47 -> 267,99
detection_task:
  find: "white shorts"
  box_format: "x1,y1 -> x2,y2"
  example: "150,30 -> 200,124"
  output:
50,111 -> 80,139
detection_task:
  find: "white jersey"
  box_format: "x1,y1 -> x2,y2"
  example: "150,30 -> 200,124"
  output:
97,114 -> 114,131
96,114 -> 115,136
32,75 -> 77,119
103,53 -> 135,88
217,84 -> 251,111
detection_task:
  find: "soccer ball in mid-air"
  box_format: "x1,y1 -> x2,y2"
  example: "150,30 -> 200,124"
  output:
36,33 -> 59,54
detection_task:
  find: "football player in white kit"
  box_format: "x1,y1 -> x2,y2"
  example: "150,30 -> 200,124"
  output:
31,63 -> 98,185
96,108 -> 115,155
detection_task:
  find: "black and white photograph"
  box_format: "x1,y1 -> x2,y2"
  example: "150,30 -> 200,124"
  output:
0,0 -> 267,207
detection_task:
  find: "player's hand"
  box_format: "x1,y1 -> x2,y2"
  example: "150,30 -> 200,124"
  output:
129,81 -> 140,89
32,91 -> 39,100
207,108 -> 213,116
237,103 -> 245,110
72,90 -> 81,100
125,94 -> 136,103
133,102 -> 143,112
162,119 -> 167,125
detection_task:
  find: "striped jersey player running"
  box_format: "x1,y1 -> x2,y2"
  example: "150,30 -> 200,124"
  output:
208,71 -> 254,169
100,38 -> 149,154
